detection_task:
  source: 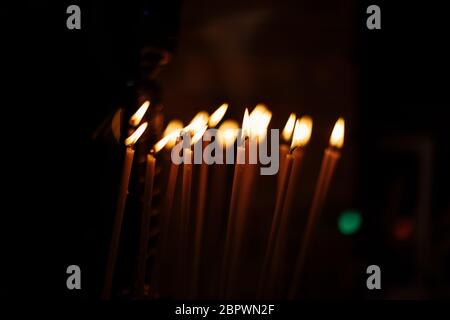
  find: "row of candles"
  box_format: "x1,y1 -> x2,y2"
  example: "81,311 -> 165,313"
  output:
101,101 -> 345,299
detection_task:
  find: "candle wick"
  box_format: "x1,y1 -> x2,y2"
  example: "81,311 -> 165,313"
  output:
289,146 -> 297,153
328,145 -> 340,152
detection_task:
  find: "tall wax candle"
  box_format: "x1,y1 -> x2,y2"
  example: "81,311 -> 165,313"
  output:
225,105 -> 272,298
178,147 -> 193,297
289,118 -> 344,299
102,122 -> 148,300
192,139 -> 210,297
136,151 -> 156,298
278,113 -> 296,190
220,110 -> 250,298
258,116 -> 312,297
149,125 -> 184,297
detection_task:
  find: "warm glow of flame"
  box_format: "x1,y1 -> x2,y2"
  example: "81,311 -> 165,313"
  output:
153,134 -> 173,153
282,113 -> 296,142
163,119 -> 184,149
125,122 -> 148,146
329,117 -> 345,148
191,125 -> 208,145
241,108 -> 251,140
291,116 -> 313,150
129,101 -> 150,127
154,121 -> 184,152
164,119 -> 184,136
249,105 -> 272,140
253,103 -> 269,113
185,111 -> 209,134
217,120 -> 239,148
208,103 -> 228,127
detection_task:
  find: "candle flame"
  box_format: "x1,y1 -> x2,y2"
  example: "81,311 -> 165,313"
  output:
282,113 -> 296,142
329,117 -> 345,148
125,122 -> 148,146
249,105 -> 272,140
129,101 -> 150,127
163,120 -> 184,149
208,103 -> 228,127
218,120 -> 239,148
191,125 -> 208,145
154,121 -> 184,153
291,116 -> 313,150
185,111 -> 209,134
153,134 -> 173,153
253,103 -> 269,113
241,108 -> 251,140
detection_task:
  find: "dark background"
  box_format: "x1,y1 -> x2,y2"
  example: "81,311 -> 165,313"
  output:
0,0 -> 449,299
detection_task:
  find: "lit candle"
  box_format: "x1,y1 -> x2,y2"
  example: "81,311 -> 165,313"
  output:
237,105 -> 272,220
102,122 -> 148,300
220,109 -> 250,297
280,116 -> 313,222
129,100 -> 150,127
258,116 -> 312,297
278,113 -> 296,190
174,114 -> 208,298
213,119 -> 239,209
161,121 -> 184,218
178,141 -> 193,297
178,125 -> 206,295
201,120 -> 237,296
195,105 -> 228,227
151,121 -> 183,296
237,105 -> 272,212
135,132 -> 174,298
192,103 -> 228,297
268,116 -> 312,296
289,117 -> 345,299
222,105 -> 272,298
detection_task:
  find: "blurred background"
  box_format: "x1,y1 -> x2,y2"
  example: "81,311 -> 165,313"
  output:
0,0 -> 449,299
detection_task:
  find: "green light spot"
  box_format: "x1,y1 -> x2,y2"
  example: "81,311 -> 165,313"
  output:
338,210 -> 362,235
